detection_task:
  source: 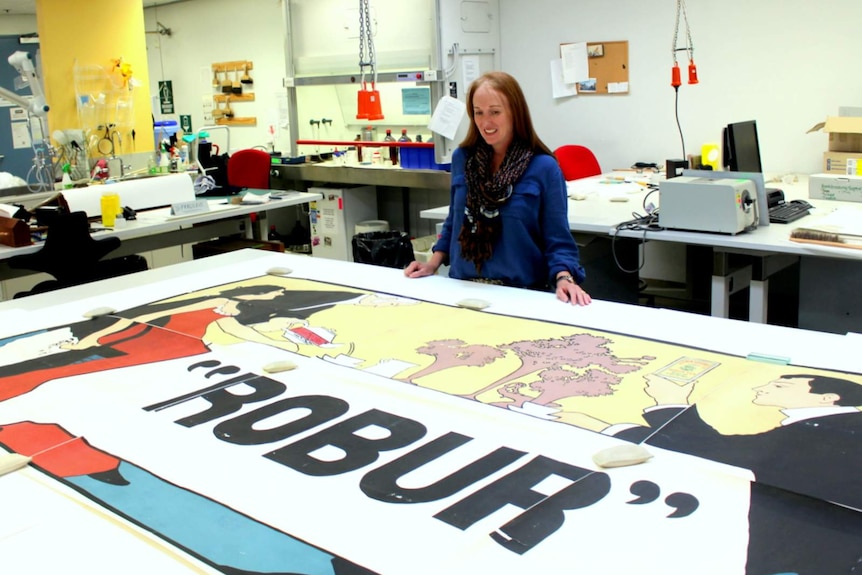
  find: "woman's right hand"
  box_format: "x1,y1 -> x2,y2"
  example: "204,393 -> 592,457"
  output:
404,260 -> 438,278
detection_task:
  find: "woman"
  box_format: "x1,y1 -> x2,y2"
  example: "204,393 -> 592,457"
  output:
404,71 -> 591,306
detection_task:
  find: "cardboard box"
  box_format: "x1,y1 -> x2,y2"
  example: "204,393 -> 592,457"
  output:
809,173 -> 862,202
823,151 -> 862,175
808,116 -> 862,152
808,117 -> 862,173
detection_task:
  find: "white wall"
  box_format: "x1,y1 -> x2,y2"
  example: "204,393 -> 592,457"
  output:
0,15 -> 36,35
8,0 -> 858,175
499,0 -> 862,175
144,0 -> 289,154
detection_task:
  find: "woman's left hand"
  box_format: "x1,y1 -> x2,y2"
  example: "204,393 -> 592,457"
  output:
555,276 -> 592,306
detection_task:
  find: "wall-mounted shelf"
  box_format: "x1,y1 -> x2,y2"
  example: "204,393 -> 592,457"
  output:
216,117 -> 257,126
210,60 -> 256,126
213,93 -> 255,103
211,60 -> 254,73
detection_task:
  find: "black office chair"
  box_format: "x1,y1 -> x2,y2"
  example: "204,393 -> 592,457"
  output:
8,210 -> 148,298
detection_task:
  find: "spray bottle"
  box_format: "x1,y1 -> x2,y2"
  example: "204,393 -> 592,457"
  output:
61,163 -> 73,189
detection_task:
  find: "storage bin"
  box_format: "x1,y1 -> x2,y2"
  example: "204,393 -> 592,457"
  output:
399,147 -> 450,171
154,120 -> 179,147
352,231 -> 414,269
410,234 -> 437,263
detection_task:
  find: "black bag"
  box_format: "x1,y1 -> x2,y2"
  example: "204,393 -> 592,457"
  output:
197,141 -> 239,195
352,231 -> 415,269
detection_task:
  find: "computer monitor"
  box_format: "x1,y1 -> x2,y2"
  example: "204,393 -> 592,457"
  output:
722,120 -> 763,172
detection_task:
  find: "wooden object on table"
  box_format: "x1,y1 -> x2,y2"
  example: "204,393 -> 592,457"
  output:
0,216 -> 31,247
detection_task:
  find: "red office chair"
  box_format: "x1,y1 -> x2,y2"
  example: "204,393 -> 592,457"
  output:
554,145 -> 602,181
227,149 -> 272,190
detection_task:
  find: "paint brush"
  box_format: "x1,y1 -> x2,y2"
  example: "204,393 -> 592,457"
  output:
789,227 -> 862,250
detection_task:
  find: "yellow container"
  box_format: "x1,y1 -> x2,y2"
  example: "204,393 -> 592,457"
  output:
100,191 -> 121,227
701,142 -> 721,170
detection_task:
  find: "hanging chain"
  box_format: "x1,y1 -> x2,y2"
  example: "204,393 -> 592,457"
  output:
672,0 -> 693,62
358,1 -> 365,69
356,0 -> 377,85
364,1 -> 374,71
358,0 -> 374,72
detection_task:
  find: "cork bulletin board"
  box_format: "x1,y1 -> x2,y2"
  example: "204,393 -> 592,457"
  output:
562,40 -> 629,95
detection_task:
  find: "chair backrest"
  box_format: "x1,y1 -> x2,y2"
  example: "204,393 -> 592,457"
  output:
554,145 -> 602,181
227,149 -> 272,189
8,210 -> 147,296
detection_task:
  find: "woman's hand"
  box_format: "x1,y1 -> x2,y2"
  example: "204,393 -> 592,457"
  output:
555,274 -> 592,306
403,260 -> 438,278
404,252 -> 445,278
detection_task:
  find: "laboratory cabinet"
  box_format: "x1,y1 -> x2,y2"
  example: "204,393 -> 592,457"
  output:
308,185 -> 377,262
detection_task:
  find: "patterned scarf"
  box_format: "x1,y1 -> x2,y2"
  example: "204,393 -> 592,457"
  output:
458,140 -> 534,273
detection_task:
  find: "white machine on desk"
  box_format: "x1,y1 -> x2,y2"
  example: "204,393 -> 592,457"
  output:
659,176 -> 758,234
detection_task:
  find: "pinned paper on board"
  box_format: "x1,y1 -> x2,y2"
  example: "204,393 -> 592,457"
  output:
560,42 -> 589,84
560,40 -> 630,95
550,59 -> 578,99
608,82 -> 629,94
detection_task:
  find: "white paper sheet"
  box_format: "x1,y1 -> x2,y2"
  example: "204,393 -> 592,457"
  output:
560,42 -> 589,84
429,95 -> 466,141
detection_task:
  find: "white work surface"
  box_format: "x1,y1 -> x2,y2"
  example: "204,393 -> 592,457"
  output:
421,173 -> 862,324
422,173 -> 862,257
0,190 -> 321,264
0,249 -> 855,374
0,251 -> 859,575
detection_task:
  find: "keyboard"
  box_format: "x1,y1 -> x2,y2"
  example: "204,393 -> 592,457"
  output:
769,201 -> 811,224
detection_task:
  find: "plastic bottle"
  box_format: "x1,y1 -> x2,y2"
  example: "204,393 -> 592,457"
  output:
268,225 -> 281,242
353,134 -> 363,162
384,129 -> 397,165
61,163 -> 73,189
159,151 -> 170,174
100,191 -> 121,227
397,130 -> 412,168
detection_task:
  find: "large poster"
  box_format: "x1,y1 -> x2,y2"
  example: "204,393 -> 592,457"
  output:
1,272 -> 860,574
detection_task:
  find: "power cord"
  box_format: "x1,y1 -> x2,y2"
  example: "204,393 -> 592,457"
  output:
610,186 -> 664,274
671,0 -> 698,160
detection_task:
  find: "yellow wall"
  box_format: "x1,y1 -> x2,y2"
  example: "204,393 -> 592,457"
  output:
35,0 -> 154,157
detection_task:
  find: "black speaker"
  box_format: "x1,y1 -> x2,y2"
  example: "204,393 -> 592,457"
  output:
665,158 -> 688,179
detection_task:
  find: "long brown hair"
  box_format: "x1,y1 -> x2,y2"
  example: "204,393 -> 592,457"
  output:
460,71 -> 553,156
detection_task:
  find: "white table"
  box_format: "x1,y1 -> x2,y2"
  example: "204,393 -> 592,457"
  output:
421,174 -> 862,327
0,190 -> 321,277
0,251 -> 858,575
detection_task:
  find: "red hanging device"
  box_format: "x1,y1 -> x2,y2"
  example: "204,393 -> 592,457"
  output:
356,0 -> 383,121
671,63 -> 682,88
671,0 -> 698,88
688,60 -> 698,84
